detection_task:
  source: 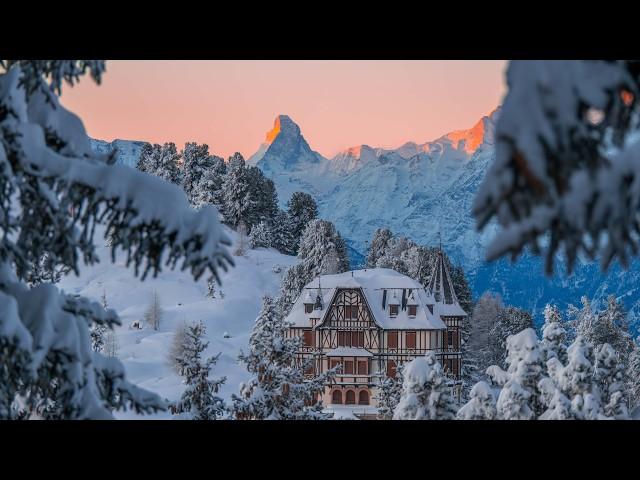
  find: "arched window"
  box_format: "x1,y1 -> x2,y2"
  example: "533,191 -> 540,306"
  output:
332,390 -> 342,405
358,390 -> 369,405
345,390 -> 356,405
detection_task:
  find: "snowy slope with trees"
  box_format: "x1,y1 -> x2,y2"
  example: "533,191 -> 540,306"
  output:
58,226 -> 297,419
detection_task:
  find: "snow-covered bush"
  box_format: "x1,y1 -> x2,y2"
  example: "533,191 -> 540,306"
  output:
0,61 -> 232,419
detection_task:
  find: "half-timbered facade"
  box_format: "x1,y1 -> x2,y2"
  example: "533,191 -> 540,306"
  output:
285,258 -> 466,414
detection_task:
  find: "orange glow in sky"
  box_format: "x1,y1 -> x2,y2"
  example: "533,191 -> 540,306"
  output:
61,60 -> 507,159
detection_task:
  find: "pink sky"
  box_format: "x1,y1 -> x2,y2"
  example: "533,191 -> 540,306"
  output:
61,60 -> 507,159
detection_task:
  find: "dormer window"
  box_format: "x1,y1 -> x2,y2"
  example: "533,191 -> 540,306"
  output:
389,304 -> 399,317
408,305 -> 417,317
304,304 -> 313,314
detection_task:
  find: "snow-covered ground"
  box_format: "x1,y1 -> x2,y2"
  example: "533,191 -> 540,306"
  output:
58,226 -> 297,419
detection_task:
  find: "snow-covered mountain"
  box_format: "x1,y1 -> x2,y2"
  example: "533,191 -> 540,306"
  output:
252,111 -> 500,268
90,138 -> 147,168
250,112 -> 640,332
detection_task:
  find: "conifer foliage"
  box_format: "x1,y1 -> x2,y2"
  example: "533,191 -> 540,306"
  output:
277,219 -> 349,316
393,352 -> 457,420
171,321 -> 226,420
473,60 -> 640,273
0,61 -> 232,419
232,296 -> 333,420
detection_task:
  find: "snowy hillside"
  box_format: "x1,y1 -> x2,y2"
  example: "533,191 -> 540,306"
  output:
90,138 -> 147,168
58,226 -> 297,419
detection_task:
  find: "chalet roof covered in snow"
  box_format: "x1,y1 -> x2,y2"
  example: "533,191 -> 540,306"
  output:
286,268 -> 451,330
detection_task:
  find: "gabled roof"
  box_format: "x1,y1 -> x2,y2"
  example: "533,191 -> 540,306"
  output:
285,268 -> 446,330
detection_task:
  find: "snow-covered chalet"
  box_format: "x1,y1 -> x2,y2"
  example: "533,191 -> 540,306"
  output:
284,249 -> 466,415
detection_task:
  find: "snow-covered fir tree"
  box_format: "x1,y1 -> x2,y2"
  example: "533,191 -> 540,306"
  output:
171,321 -> 226,420
450,264 -> 475,397
627,340 -> 640,411
594,343 -> 629,419
393,351 -> 457,420
249,220 -> 272,249
473,60 -> 640,274
180,142 -> 215,204
246,165 -> 278,228
144,291 -> 163,331
0,61 -> 231,419
169,322 -> 189,376
456,381 -> 497,420
541,303 -> 568,363
375,367 -> 403,420
466,292 -> 503,382
270,210 -> 297,255
489,306 -> 533,368
90,290 -> 110,353
286,191 -> 318,254
366,228 -> 393,268
276,219 -> 349,316
220,153 -> 279,231
486,329 -> 545,420
232,296 -> 334,420
137,142 -> 182,185
191,155 -> 227,211
221,153 -> 252,228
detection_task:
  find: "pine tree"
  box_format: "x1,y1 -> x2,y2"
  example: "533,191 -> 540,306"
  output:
393,352 -> 457,420
246,166 -> 278,227
181,142 -> 214,203
169,322 -> 189,376
366,228 -> 392,268
467,292 -> 503,382
473,60 -> 640,274
491,329 -> 545,420
287,192 -> 318,253
144,291 -> 163,331
221,154 -> 252,228
0,61 -> 232,419
191,156 -> 227,211
627,340 -> 640,411
277,219 -> 349,316
137,142 -> 182,185
171,321 -> 226,420
375,368 -> 403,420
232,296 -> 333,420
489,306 -> 533,368
594,343 -> 629,419
249,221 -> 272,249
270,210 -> 297,255
90,324 -> 108,353
456,381 -> 497,420
541,303 -> 568,363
